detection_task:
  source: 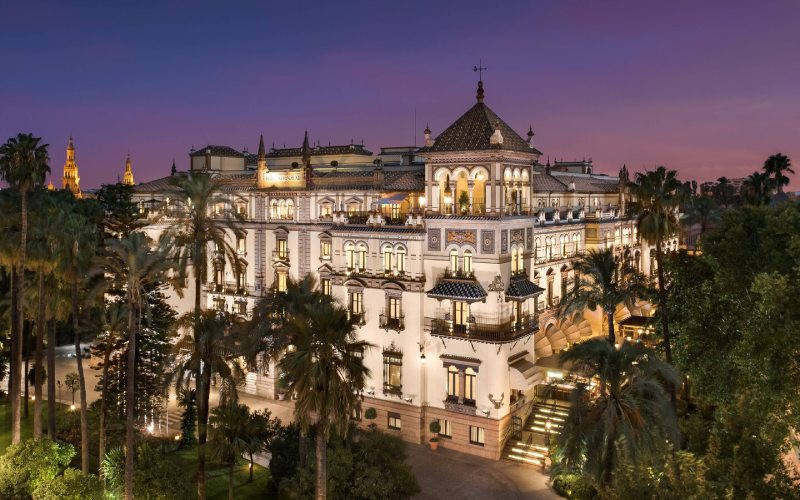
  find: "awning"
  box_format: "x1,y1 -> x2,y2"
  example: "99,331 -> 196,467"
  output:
376,192 -> 408,205
426,279 -> 487,302
509,356 -> 536,391
506,276 -> 545,301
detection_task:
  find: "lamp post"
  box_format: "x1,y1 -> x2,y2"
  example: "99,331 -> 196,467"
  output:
545,420 -> 552,447
57,380 -> 61,404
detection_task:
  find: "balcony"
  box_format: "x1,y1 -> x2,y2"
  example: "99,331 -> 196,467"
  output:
379,313 -> 405,332
348,312 -> 366,326
443,267 -> 475,279
272,249 -> 290,262
427,314 -> 538,343
444,395 -> 477,415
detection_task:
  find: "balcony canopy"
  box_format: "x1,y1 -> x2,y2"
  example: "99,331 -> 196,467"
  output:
375,192 -> 408,205
506,275 -> 545,301
426,279 -> 487,302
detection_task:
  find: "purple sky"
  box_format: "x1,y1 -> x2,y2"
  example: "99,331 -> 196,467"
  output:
1,0 -> 798,189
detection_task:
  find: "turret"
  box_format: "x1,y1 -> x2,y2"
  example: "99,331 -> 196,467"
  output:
423,124 -> 434,148
257,134 -> 269,188
61,136 -> 81,197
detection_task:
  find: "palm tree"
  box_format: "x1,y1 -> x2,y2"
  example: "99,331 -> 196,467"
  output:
160,172 -> 244,500
629,166 -> 681,365
167,310 -> 245,499
742,171 -> 771,206
93,302 -> 127,481
762,153 -> 794,194
208,402 -> 251,500
103,232 -> 177,500
556,339 -> 679,491
244,409 -> 277,483
715,176 -> 731,208
559,249 -> 645,345
0,133 -> 50,445
279,297 -> 372,499
54,199 -> 100,473
682,196 -> 719,246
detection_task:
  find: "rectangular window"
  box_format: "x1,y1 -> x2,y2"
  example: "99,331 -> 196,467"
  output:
237,202 -> 247,216
237,302 -> 247,315
277,272 -> 287,293
447,366 -> 459,399
391,203 -> 400,219
237,272 -> 245,290
388,297 -> 401,319
454,301 -> 469,326
320,241 -> 331,260
438,419 -> 452,438
469,426 -> 484,446
213,298 -> 225,311
277,239 -> 288,259
214,269 -> 223,285
383,249 -> 393,273
320,204 -> 332,217
383,353 -> 402,394
236,237 -> 246,254
357,248 -> 367,270
388,413 -> 401,430
321,278 -> 331,296
465,368 -> 476,403
349,291 -> 363,316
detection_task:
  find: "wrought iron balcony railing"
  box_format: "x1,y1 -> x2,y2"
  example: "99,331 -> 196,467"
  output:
426,314 -> 538,343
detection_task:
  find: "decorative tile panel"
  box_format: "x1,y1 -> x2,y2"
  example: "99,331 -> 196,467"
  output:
445,229 -> 477,247
481,230 -> 495,254
501,229 -> 508,253
511,229 -> 525,245
427,228 -> 442,251
526,227 -> 533,250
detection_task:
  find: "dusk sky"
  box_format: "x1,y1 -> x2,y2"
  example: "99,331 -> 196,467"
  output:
1,0 -> 798,189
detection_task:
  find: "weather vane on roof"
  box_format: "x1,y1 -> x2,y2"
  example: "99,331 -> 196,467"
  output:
473,60 -> 486,81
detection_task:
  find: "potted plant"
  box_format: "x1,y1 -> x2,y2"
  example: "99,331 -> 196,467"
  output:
458,191 -> 470,215
429,420 -> 441,450
364,407 -> 378,429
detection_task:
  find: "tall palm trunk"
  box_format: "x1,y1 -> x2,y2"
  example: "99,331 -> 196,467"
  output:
47,318 -> 56,438
24,324 -> 30,418
99,341 -> 112,478
71,277 -> 90,473
228,463 -> 234,500
124,290 -> 136,500
654,240 -> 677,409
606,309 -> 616,345
11,189 -> 28,444
315,422 -> 327,500
194,257 -> 208,500
10,267 -> 21,445
33,270 -> 45,439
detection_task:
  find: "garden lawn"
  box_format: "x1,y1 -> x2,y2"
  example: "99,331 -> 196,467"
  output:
0,401 -> 68,451
175,448 -> 273,500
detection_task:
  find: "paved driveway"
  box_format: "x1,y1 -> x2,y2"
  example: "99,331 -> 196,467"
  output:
406,443 -> 558,500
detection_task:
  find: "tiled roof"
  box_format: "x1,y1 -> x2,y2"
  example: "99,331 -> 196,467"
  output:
427,279 -> 487,301
417,101 -> 540,155
506,276 -> 545,300
190,145 -> 245,158
384,170 -> 425,191
268,144 -> 373,157
330,225 -> 425,234
554,174 -> 619,194
532,173 -> 567,192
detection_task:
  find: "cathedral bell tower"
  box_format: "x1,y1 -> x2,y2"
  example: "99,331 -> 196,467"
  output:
122,153 -> 135,186
62,136 -> 81,197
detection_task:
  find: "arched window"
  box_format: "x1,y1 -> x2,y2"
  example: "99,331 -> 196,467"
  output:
464,367 -> 477,402
270,200 -> 278,219
286,199 -> 295,220
449,249 -> 458,274
463,250 -> 473,275
278,199 -> 286,219
511,247 -> 523,273
345,243 -> 355,271
382,245 -> 394,274
356,243 -> 368,271
395,245 -> 406,274
447,365 -> 459,399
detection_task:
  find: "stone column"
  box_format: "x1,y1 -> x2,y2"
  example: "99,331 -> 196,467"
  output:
458,368 -> 466,404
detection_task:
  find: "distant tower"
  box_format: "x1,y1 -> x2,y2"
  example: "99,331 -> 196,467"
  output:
61,136 -> 81,197
122,153 -> 135,186
301,130 -> 313,188
46,178 -> 54,191
256,134 -> 269,188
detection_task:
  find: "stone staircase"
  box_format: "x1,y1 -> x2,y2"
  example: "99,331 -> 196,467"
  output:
502,400 -> 570,467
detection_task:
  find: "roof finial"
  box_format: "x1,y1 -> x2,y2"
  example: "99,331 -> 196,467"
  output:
473,60 -> 486,103
258,133 -> 265,157
527,125 -> 534,143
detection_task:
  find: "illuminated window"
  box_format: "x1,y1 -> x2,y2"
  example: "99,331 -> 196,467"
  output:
320,203 -> 332,217
383,352 -> 402,394
469,426 -> 484,445
356,243 -> 367,271
449,249 -> 458,273
390,203 -> 400,219
382,245 -> 393,273
463,250 -> 472,274
276,272 -> 287,293
454,301 -> 468,326
349,291 -> 363,316
320,240 -> 331,260
396,246 -> 406,273
465,367 -> 476,403
388,296 -> 401,319
236,237 -> 246,254
437,419 -> 452,438
270,200 -> 278,219
345,243 -> 355,270
447,366 -> 459,399
237,302 -> 247,315
237,202 -> 247,216
277,239 -> 288,259
321,278 -> 331,296
388,413 -> 401,430
237,271 -> 245,290
286,199 -> 295,219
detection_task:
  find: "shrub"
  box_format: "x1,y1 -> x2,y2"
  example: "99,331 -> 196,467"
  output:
33,468 -> 102,500
0,438 -> 75,498
178,388 -> 197,446
429,420 -> 440,442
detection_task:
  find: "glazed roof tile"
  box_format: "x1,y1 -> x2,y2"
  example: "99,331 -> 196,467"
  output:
506,276 -> 545,300
426,279 -> 488,301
